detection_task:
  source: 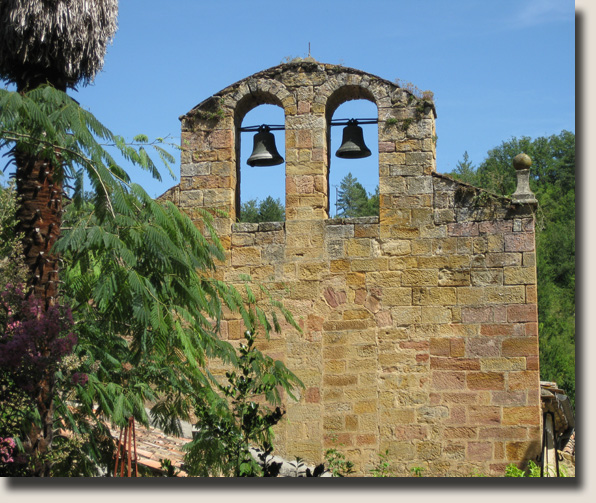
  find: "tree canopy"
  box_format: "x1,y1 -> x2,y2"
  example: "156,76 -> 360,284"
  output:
239,196 -> 285,223
0,85 -> 303,476
335,172 -> 379,218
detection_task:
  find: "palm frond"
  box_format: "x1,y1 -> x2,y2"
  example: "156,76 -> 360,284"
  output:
0,0 -> 118,90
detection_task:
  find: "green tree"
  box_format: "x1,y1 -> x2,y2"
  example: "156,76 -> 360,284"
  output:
364,185 -> 380,217
0,1 -> 303,475
0,3 -> 119,474
239,196 -> 285,222
452,151 -> 478,185
0,183 -> 27,287
0,0 -> 118,307
0,91 -> 304,475
184,330 -> 293,476
336,173 -> 378,218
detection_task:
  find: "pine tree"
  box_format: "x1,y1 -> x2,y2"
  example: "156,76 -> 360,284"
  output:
239,197 -> 285,223
453,151 -> 477,185
336,173 -> 378,218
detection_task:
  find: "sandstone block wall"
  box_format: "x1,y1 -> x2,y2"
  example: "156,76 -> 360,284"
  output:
160,61 -> 541,476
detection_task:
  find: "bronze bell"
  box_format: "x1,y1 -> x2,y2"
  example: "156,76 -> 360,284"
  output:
335,119 -> 372,159
247,125 -> 284,167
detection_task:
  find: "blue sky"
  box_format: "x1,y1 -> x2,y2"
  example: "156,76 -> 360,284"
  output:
4,0 -> 576,205
73,0 -> 574,203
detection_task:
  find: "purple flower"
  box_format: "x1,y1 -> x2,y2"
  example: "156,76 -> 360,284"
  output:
0,283 -> 77,397
0,437 -> 16,464
72,372 -> 88,386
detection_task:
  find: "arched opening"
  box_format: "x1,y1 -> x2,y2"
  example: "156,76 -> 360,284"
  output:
328,99 -> 379,218
238,104 -> 286,222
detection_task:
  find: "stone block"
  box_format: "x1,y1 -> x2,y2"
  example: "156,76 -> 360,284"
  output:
434,209 -> 456,224
391,306 -> 421,325
413,287 -> 457,306
324,374 -> 358,387
468,405 -> 501,425
430,357 -> 480,371
324,359 -> 346,374
346,272 -> 366,288
380,408 -> 416,424
381,240 -> 411,256
487,234 -> 505,252
461,306 -> 492,323
298,262 -> 328,280
522,252 -> 536,267
416,441 -> 442,461
470,269 -> 503,287
323,414 -> 344,430
485,252 -> 522,267
507,371 -> 539,391
330,259 -> 350,273
354,223 -> 380,238
430,338 -> 450,356
421,306 -> 452,324
438,268 -> 470,287
480,358 -> 526,372
485,286 -> 526,304
490,391 -> 527,406
231,247 -> 261,266
466,338 -> 501,358
501,338 -> 539,357
466,372 -> 505,391
505,440 -> 540,461
402,269 -> 439,286
467,442 -> 493,462
447,222 -> 479,237
431,371 -> 466,390
382,287 -> 413,306
379,141 -> 396,152
351,258 -> 389,272
375,310 -> 393,327
504,267 -> 536,285
504,233 -> 535,252
323,286 -> 347,308
433,237 -> 458,255
346,239 -> 373,257
354,400 -> 377,414
289,281 -> 320,300
356,434 -> 377,446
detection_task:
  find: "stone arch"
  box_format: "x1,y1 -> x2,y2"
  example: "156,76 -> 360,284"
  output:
324,84 -> 380,217
223,80 -> 294,221
324,84 -> 378,124
233,80 -> 292,127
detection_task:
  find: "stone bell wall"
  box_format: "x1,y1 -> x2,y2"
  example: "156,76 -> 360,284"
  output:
160,61 -> 541,476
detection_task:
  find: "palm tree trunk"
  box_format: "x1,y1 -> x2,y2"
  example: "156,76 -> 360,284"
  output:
14,151 -> 62,477
14,151 -> 62,309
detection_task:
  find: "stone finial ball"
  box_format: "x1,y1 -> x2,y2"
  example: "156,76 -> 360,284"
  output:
513,153 -> 532,170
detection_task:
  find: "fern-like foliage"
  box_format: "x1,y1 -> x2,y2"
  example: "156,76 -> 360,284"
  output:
0,85 -> 303,475
0,85 -> 176,216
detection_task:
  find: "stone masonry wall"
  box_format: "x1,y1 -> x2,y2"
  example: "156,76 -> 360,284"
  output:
160,61 -> 541,476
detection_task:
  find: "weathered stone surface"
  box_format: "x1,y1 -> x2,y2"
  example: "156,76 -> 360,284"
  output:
164,62 -> 541,476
